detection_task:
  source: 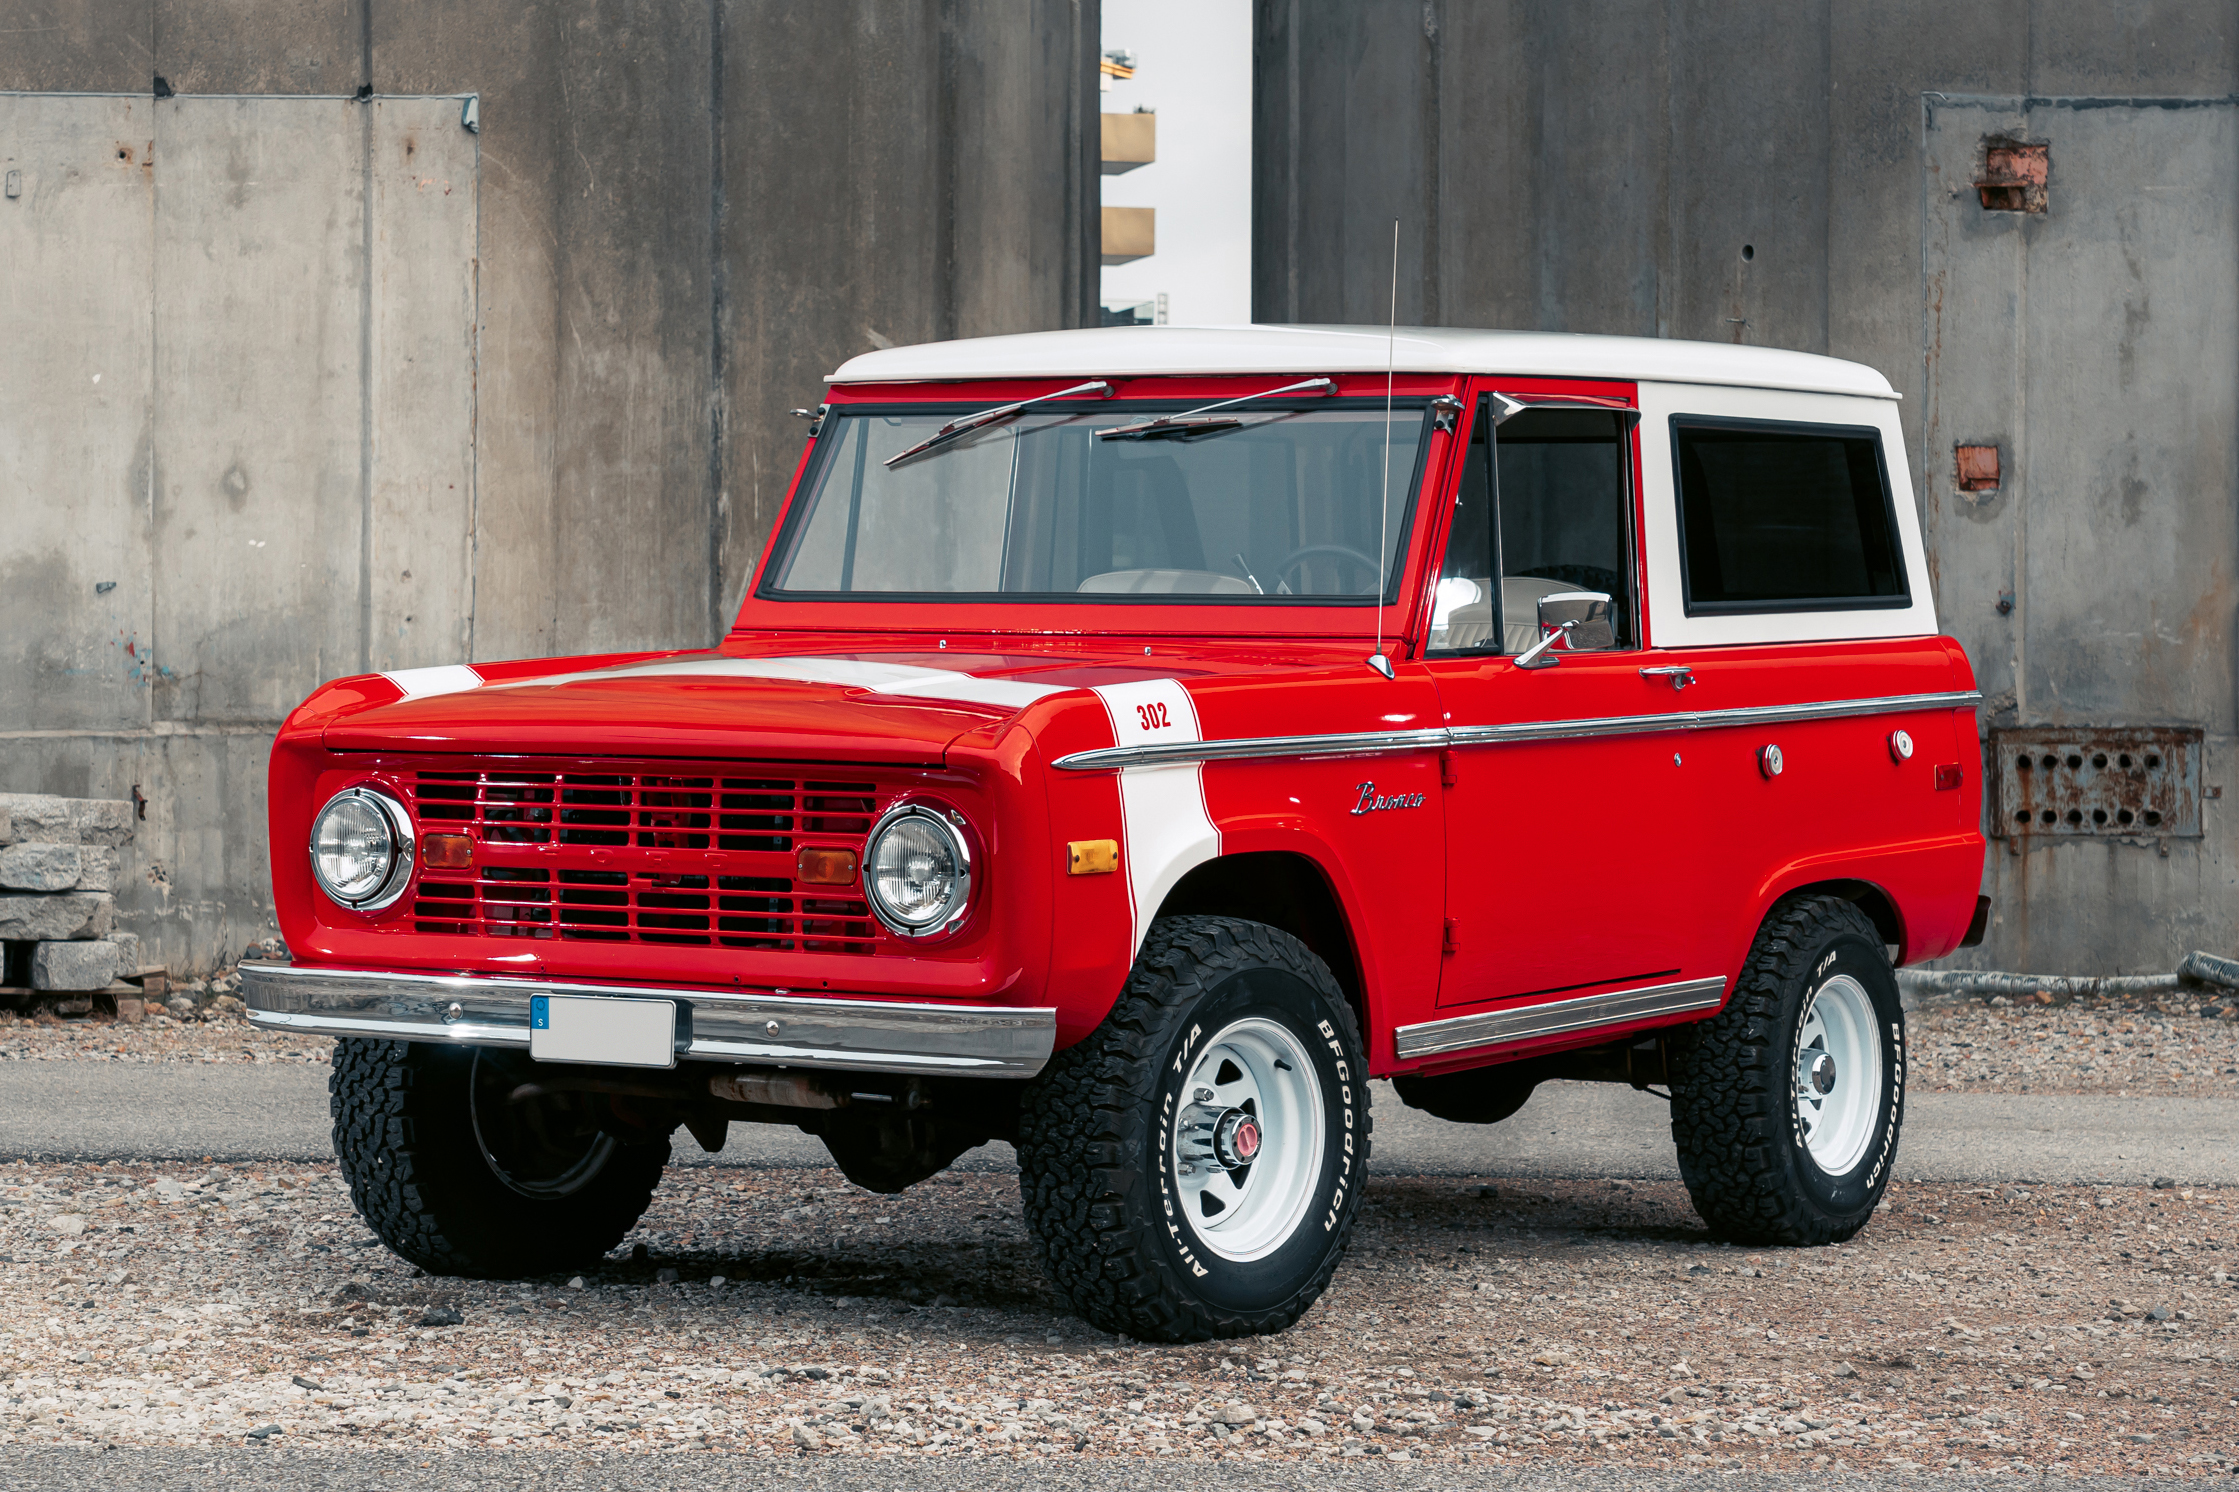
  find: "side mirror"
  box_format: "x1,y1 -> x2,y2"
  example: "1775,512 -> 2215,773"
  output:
1515,591 -> 1616,669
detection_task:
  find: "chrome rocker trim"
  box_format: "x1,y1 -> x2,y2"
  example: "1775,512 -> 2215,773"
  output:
1393,975 -> 1729,1061
1051,689 -> 1982,771
238,961 -> 1057,1079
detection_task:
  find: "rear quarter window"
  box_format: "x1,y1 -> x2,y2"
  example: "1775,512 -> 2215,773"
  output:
1671,417 -> 1909,614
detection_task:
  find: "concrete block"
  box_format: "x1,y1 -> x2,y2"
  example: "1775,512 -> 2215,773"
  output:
75,846 -> 120,892
0,804 -> 11,845
0,842 -> 82,892
31,939 -> 121,991
70,799 -> 135,848
0,892 -> 115,941
0,794 -> 77,844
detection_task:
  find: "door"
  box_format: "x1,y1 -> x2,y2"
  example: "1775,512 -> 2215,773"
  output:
1424,388 -> 1709,1016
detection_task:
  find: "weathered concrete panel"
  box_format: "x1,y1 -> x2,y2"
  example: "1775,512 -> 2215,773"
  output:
0,0 -> 150,92
376,1 -> 720,661
150,96 -> 366,720
1926,96 -> 2239,973
367,97 -> 477,673
0,94 -> 154,733
151,0 -> 364,96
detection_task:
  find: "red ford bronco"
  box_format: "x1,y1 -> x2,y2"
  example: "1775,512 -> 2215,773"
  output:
245,326 -> 1987,1342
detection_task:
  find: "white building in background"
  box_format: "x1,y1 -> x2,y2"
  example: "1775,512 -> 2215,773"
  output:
1096,5 -> 1252,328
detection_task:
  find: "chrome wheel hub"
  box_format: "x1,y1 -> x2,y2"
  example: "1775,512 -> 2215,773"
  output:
1170,1017 -> 1324,1263
1793,974 -> 1883,1175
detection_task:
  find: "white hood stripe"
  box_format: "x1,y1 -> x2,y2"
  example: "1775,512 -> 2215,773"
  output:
384,655 -> 1068,712
1091,679 -> 1221,957
381,664 -> 484,700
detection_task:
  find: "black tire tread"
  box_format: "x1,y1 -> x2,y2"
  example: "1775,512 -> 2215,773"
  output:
329,1038 -> 667,1279
1669,894 -> 1892,1246
1016,915 -> 1369,1342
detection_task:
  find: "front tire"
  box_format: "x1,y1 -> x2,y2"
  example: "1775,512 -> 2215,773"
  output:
1017,916 -> 1369,1341
330,1039 -> 669,1278
1669,895 -> 1905,1245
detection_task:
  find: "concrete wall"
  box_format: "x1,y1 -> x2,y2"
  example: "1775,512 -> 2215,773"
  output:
1254,0 -> 2239,974
1,1 -> 1100,976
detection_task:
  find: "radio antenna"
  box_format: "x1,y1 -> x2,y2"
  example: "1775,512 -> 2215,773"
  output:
1367,218 -> 1399,680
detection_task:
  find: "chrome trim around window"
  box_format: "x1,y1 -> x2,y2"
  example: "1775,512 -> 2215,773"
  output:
238,962 -> 1056,1078
1050,689 -> 1981,771
1394,976 -> 1729,1061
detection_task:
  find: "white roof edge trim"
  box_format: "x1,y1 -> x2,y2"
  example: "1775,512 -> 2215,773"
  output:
826,324 -> 1899,401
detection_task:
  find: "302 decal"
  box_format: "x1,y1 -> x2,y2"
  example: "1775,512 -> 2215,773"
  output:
1135,701 -> 1173,732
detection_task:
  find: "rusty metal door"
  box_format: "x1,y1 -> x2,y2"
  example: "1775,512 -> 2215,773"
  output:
1921,95 -> 2238,968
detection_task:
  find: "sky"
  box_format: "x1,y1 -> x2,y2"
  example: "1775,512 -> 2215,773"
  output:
1097,0 -> 1254,326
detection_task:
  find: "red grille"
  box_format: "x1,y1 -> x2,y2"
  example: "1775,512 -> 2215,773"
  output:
404,767 -> 882,953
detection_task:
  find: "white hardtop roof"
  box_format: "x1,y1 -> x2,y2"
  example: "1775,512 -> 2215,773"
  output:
828,324 -> 1897,400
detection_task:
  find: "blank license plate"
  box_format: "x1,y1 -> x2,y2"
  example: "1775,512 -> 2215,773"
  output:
528,995 -> 677,1069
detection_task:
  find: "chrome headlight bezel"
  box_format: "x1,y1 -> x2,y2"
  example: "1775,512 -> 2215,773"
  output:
308,786 -> 416,912
862,801 -> 974,940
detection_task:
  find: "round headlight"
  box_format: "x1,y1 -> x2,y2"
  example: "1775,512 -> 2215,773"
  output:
863,804 -> 972,938
309,787 -> 415,911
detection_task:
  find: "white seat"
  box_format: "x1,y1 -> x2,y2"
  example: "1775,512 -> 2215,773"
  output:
1076,569 -> 1257,595
1434,575 -> 1580,651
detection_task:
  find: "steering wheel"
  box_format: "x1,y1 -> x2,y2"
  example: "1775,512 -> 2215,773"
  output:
1271,544 -> 1382,596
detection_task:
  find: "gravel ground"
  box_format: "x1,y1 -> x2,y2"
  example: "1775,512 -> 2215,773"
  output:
1907,997 -> 2239,1096
7,991 -> 2237,1099
2,1158 -> 2234,1476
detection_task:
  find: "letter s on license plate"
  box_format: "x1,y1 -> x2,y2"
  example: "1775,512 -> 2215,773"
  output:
528,994 -> 678,1069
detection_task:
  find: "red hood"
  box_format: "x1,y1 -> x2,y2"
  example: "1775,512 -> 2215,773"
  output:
317,650 -> 1107,765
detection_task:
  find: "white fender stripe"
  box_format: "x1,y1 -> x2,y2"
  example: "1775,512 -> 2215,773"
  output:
381,664 -> 483,700
1091,679 -> 1221,957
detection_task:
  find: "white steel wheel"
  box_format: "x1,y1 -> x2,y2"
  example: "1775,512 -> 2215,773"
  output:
1170,1016 -> 1326,1263
1793,973 -> 1883,1175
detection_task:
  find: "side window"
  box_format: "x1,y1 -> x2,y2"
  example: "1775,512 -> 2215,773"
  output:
1672,418 -> 1908,613
1428,401 -> 1637,653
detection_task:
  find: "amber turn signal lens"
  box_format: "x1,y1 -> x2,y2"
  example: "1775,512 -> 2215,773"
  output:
420,833 -> 474,870
1067,838 -> 1118,876
797,846 -> 859,885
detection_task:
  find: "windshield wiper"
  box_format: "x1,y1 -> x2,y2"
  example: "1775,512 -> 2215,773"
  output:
1095,377 -> 1335,441
883,380 -> 1112,468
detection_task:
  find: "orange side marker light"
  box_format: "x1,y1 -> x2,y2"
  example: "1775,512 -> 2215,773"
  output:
421,833 -> 474,869
797,846 -> 859,885
1068,839 -> 1119,876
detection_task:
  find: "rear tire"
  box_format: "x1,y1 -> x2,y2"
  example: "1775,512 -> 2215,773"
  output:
1669,895 -> 1905,1245
330,1039 -> 669,1278
1017,916 -> 1369,1341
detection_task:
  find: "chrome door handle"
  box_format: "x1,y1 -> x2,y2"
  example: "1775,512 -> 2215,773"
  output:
1640,665 -> 1695,691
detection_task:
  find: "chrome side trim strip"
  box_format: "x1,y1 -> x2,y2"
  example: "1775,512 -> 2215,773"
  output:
1051,726 -> 1448,772
1393,975 -> 1729,1061
238,961 -> 1057,1078
1051,689 -> 1981,771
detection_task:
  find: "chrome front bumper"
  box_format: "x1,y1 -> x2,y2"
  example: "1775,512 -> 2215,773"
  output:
237,961 -> 1056,1078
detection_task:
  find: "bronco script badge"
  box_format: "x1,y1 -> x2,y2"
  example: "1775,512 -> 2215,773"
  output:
1351,782 -> 1427,815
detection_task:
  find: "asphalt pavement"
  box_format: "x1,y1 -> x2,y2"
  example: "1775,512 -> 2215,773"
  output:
4,1061 -> 2233,1185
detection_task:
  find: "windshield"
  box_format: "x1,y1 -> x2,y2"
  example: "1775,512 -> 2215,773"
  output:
765,401 -> 1430,601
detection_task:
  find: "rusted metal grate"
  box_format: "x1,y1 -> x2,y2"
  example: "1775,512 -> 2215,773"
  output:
403,766 -> 882,951
1977,139 -> 2048,213
1993,726 -> 2203,838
